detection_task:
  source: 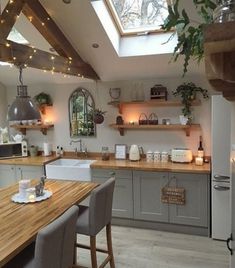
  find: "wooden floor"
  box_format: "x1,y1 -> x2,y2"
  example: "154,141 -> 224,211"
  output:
76,225 -> 229,268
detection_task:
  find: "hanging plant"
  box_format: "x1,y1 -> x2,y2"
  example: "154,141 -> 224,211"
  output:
161,0 -> 217,75
172,82 -> 209,123
93,109 -> 107,124
34,92 -> 53,114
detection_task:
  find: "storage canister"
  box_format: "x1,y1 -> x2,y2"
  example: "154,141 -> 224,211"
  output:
161,151 -> 169,163
154,151 -> 161,162
146,151 -> 153,162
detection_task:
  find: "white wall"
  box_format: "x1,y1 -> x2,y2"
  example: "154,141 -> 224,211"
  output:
6,75 -> 214,156
0,82 -> 7,127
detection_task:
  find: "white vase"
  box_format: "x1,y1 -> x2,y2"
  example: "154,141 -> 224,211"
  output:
179,115 -> 189,125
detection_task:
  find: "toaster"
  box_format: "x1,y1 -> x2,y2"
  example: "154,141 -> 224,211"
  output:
171,148 -> 193,163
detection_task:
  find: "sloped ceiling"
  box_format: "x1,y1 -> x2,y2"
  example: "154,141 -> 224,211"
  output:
0,0 -> 205,86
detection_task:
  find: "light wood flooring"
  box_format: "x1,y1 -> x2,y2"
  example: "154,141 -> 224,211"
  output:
76,225 -> 229,268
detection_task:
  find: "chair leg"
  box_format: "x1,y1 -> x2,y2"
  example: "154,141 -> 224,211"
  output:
106,223 -> 115,268
90,236 -> 98,268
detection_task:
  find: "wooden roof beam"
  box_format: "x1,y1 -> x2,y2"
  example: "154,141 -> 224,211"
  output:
0,0 -> 25,41
0,40 -> 99,79
23,0 -> 82,63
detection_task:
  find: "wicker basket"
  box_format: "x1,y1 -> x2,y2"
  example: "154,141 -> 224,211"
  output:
139,113 -> 148,125
148,113 -> 158,125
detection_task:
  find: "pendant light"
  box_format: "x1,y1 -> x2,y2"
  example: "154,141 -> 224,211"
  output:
8,66 -> 41,122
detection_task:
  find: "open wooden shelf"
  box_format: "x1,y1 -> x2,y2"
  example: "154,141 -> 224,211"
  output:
10,124 -> 54,135
204,21 -> 235,99
108,100 -> 201,114
109,123 -> 201,136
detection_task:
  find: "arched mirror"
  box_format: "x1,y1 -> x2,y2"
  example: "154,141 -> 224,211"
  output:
69,88 -> 96,137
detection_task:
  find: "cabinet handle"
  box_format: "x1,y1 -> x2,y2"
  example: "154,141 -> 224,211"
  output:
109,172 -> 115,177
213,185 -> 230,191
214,175 -> 230,181
226,234 -> 233,255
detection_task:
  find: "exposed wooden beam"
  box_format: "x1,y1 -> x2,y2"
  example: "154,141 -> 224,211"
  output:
0,0 -> 25,41
23,0 -> 82,62
0,40 -> 99,79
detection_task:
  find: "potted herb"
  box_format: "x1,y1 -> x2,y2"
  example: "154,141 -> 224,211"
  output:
161,0 -> 217,75
172,82 -> 209,124
93,109 -> 107,124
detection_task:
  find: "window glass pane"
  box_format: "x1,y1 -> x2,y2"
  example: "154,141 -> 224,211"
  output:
109,0 -> 169,32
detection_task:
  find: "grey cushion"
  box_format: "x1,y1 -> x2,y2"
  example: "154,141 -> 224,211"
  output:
76,177 -> 115,237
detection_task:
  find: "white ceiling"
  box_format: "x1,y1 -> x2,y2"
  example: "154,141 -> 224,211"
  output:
0,0 -> 205,86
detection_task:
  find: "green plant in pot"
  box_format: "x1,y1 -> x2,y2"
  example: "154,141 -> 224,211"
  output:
34,92 -> 53,114
161,0 -> 217,75
93,109 -> 107,124
172,82 -> 209,124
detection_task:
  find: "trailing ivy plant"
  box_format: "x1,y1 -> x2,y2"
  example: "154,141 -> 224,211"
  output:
172,82 -> 209,119
161,0 -> 217,75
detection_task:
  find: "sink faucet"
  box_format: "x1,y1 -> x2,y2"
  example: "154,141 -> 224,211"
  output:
70,139 -> 82,152
70,139 -> 88,157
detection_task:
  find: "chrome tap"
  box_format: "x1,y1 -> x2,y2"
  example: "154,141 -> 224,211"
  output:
70,139 -> 82,152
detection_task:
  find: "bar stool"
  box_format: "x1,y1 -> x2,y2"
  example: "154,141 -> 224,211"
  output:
75,177 -> 115,268
4,205 -> 79,268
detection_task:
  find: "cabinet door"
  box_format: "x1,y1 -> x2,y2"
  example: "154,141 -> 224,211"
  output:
168,172 -> 208,227
15,165 -> 44,181
92,169 -> 133,218
0,165 -> 16,187
133,171 -> 169,222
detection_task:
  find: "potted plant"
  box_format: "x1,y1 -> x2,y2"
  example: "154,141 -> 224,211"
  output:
93,109 -> 107,124
172,82 -> 209,124
34,92 -> 53,114
161,0 -> 217,75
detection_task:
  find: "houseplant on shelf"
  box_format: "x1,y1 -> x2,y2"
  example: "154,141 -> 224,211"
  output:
93,109 -> 107,124
172,82 -> 209,124
161,0 -> 217,75
34,92 -> 53,114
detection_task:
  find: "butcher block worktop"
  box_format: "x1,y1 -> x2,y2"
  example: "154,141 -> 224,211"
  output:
0,155 -> 210,173
0,155 -> 59,166
90,159 -> 210,174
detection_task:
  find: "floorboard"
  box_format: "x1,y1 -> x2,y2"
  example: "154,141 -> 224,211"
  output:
76,225 -> 229,268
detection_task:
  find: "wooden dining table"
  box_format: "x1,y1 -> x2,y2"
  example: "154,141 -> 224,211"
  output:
0,179 -> 98,267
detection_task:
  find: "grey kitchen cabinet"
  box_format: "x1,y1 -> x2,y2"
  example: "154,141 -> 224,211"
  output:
0,164 -> 44,187
92,169 -> 133,218
15,165 -> 45,181
133,171 -> 169,222
168,172 -> 209,227
0,165 -> 16,187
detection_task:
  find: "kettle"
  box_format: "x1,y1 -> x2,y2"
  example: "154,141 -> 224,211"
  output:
129,145 -> 140,161
12,134 -> 24,143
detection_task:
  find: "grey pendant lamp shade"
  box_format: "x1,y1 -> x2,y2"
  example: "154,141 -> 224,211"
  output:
8,67 -> 41,121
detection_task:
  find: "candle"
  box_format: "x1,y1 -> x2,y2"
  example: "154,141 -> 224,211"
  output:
195,157 -> 203,166
26,188 -> 36,202
19,179 -> 31,199
129,121 -> 135,125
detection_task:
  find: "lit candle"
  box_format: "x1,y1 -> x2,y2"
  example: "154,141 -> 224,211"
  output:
129,121 -> 135,125
195,157 -> 203,166
26,188 -> 36,202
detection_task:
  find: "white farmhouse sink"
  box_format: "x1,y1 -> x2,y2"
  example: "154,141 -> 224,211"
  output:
45,159 -> 96,181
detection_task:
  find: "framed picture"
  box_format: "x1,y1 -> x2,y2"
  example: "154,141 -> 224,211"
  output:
115,144 -> 127,160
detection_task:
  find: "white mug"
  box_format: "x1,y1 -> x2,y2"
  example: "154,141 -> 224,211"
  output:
154,151 -> 161,162
146,151 -> 153,162
161,151 -> 169,163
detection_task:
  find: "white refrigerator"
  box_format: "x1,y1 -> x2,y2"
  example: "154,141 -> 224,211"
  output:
211,95 -> 231,240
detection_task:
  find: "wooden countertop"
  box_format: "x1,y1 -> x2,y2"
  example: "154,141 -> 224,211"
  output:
0,179 -> 98,266
90,159 -> 211,174
0,155 -> 59,166
0,155 -> 210,173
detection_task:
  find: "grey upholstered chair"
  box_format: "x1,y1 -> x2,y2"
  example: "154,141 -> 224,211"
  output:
4,205 -> 79,268
75,177 -> 115,268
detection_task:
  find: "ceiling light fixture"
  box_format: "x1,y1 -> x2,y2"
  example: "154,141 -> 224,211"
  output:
8,66 -> 41,121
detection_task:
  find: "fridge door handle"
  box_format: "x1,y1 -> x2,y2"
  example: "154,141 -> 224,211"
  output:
214,175 -> 230,181
213,185 -> 230,191
226,233 -> 233,255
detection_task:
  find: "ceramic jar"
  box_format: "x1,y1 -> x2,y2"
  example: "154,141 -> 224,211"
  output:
146,151 -> 153,162
161,151 -> 169,163
154,151 -> 161,162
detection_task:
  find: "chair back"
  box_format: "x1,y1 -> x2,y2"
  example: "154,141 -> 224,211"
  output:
89,177 -> 115,236
34,205 -> 79,268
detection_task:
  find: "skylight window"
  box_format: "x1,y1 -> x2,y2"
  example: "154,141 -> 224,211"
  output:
106,0 -> 170,35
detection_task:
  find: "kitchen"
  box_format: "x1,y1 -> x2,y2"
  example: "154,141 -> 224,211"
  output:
0,0 -> 234,267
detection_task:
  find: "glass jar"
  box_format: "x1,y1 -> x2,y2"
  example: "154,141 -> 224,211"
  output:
101,146 -> 110,161
213,1 -> 235,23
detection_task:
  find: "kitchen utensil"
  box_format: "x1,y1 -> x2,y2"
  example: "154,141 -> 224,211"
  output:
129,145 -> 140,161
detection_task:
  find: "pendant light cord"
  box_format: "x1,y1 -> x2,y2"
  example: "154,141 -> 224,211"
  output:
19,66 -> 23,86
